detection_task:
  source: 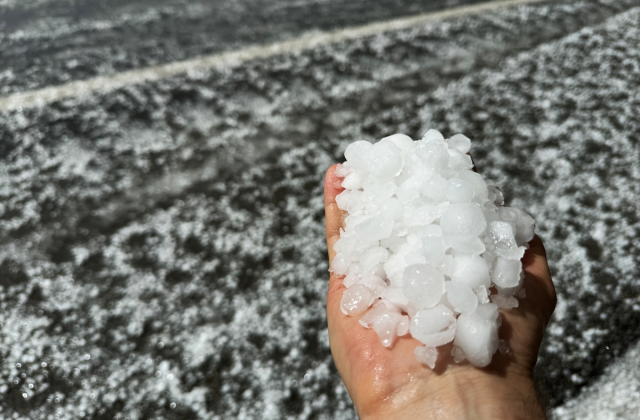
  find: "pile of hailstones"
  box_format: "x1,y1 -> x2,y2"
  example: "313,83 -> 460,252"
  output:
331,130 -> 535,368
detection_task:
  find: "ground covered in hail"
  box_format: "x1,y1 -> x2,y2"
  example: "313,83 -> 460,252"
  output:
1,0 -> 640,419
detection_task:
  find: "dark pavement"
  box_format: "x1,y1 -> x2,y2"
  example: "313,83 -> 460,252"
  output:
0,0 -> 487,95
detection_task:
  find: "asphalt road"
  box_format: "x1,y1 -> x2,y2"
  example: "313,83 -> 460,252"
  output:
0,0 -> 487,95
1,0 -> 640,419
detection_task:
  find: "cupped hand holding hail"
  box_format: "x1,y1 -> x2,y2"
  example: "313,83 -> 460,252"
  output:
323,164 -> 556,420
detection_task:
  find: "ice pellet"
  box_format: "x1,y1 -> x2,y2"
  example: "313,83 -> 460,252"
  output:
402,264 -> 445,309
379,197 -> 403,220
446,178 -> 475,203
355,215 -> 394,241
440,203 -> 486,237
333,129 -> 535,367
373,310 -> 405,347
340,284 -> 375,315
445,281 -> 478,314
445,234 -> 486,255
454,304 -> 500,367
367,140 -> 404,180
410,305 -> 456,347
451,254 -> 491,289
360,246 -> 390,272
492,257 -> 522,288
344,140 -> 373,170
414,346 -> 438,369
448,133 -> 471,153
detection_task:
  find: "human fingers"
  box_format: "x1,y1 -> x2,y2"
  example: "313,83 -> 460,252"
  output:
324,164 -> 348,317
324,165 -> 358,388
520,234 -> 557,327
324,164 -> 344,266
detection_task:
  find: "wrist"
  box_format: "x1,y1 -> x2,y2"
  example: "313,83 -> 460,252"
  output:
442,370 -> 546,420
358,367 -> 546,420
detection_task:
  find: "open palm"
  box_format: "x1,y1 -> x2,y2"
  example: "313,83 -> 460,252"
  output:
324,164 -> 556,420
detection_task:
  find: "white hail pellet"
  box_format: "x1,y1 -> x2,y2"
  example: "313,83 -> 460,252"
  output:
332,130 -> 535,368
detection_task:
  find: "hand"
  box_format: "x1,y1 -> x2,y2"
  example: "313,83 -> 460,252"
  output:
324,164 -> 557,420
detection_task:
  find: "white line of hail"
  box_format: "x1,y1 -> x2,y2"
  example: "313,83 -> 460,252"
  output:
0,0 -> 547,112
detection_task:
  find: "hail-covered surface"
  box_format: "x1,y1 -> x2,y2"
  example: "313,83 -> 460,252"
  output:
0,0 -> 487,96
1,0 -> 640,418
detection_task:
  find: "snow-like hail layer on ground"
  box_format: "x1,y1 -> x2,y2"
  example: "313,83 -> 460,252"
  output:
331,130 -> 534,368
3,2 -> 640,418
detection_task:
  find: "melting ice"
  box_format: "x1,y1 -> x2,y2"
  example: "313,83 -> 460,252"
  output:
331,130 -> 535,368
